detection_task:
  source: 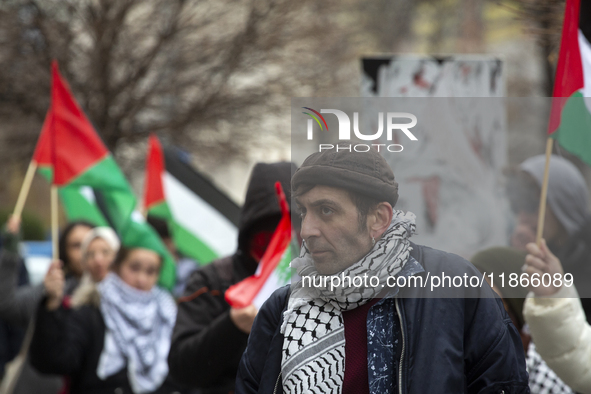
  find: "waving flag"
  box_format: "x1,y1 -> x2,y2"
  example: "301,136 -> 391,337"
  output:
225,182 -> 292,309
548,0 -> 591,165
31,61 -> 176,290
143,135 -> 240,264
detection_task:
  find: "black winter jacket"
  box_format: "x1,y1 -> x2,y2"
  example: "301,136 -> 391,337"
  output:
168,162 -> 295,394
0,230 -> 78,394
236,244 -> 530,394
0,260 -> 27,379
168,257 -> 252,393
0,230 -> 28,378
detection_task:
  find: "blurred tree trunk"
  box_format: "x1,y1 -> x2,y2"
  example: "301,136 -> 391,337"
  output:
458,0 -> 484,53
357,0 -> 418,53
509,0 -> 566,95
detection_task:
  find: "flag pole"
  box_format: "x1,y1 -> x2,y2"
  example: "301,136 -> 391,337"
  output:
13,161 -> 38,219
535,138 -> 554,245
51,185 -> 59,260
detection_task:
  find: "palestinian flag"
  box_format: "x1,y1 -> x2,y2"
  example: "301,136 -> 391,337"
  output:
548,0 -> 591,165
225,182 -> 292,309
32,61 -> 176,290
34,110 -> 111,226
143,134 -> 240,264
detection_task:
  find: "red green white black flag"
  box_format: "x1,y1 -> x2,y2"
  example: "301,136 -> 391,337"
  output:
548,0 -> 591,166
225,182 -> 293,309
143,134 -> 240,264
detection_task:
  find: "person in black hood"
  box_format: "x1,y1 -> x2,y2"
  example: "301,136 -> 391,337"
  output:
167,161 -> 295,394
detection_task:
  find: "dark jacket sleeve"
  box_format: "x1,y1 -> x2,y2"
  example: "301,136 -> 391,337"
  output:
29,300 -> 91,376
168,264 -> 250,388
411,245 -> 530,394
464,293 -> 530,393
0,231 -> 44,327
236,286 -> 289,394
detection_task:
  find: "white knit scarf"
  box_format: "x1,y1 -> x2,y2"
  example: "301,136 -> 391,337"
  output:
97,273 -> 177,394
280,210 -> 416,393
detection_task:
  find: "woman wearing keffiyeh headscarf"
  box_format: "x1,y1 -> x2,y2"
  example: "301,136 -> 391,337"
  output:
29,246 -> 179,394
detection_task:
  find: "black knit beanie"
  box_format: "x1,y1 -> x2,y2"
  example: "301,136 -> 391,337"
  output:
292,145 -> 399,206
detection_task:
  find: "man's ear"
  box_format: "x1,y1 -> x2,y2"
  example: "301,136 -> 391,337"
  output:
370,202 -> 393,239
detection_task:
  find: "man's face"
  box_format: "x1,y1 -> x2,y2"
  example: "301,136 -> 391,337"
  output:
296,185 -> 372,275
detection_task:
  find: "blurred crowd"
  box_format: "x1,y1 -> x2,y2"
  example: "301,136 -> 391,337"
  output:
0,153 -> 590,394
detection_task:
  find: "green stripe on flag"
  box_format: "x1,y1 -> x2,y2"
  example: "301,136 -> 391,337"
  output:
553,92 -> 591,167
68,155 -> 130,191
71,156 -> 136,233
37,166 -> 53,182
148,201 -> 219,264
36,166 -> 109,227
275,246 -> 292,285
148,201 -> 173,220
170,221 -> 218,264
59,187 -> 109,226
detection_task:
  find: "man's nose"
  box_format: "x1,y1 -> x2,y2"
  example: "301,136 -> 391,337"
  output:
300,214 -> 321,241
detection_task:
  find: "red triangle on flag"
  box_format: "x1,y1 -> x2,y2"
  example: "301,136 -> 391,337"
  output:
225,182 -> 291,309
548,0 -> 584,134
143,134 -> 166,210
33,61 -> 109,186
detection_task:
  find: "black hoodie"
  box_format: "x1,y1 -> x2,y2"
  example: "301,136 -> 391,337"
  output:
167,162 -> 294,394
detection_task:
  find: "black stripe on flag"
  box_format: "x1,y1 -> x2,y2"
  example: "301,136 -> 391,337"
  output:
91,188 -> 117,230
582,0 -> 591,43
163,147 -> 241,227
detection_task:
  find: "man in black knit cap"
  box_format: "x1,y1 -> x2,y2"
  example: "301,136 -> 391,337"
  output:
237,146 -> 530,394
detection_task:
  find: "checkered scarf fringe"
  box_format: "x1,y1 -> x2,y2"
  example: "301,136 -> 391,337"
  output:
527,343 -> 574,394
280,210 -> 416,394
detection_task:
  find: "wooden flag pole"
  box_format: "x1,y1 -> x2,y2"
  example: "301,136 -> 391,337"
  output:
51,185 -> 59,260
13,161 -> 38,219
535,138 -> 554,245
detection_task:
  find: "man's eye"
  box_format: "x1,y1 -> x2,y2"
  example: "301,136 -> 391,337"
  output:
320,207 -> 333,215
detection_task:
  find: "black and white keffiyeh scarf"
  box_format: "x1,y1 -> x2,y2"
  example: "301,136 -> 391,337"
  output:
97,273 -> 177,394
280,210 -> 416,393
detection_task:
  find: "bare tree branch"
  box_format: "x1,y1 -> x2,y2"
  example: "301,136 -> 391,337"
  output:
0,0 -> 354,171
